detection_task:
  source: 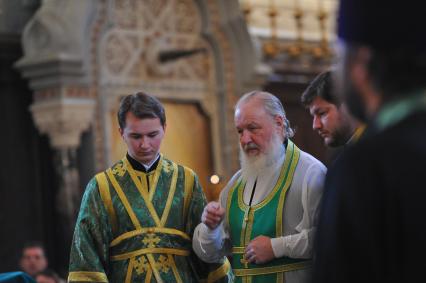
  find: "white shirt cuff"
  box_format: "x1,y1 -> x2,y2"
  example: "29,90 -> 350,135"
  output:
199,223 -> 223,242
271,236 -> 287,258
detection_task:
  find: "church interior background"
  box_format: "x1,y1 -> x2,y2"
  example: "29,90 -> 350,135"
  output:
0,0 -> 337,277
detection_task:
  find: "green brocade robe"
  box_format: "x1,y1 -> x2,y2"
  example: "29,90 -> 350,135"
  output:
68,155 -> 231,283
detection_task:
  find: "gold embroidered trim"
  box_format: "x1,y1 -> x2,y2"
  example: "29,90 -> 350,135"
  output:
147,253 -> 164,283
160,162 -> 178,227
352,124 -> 366,142
232,246 -> 245,253
125,158 -> 162,226
145,268 -> 153,283
233,261 -> 311,276
243,209 -> 255,247
148,155 -> 164,201
107,168 -> 142,229
96,172 -> 118,235
207,257 -> 231,283
226,179 -> 240,230
168,254 -> 183,283
110,227 -> 190,247
130,254 -> 177,281
277,272 -> 284,283
277,141 -> 300,235
236,180 -> 246,211
240,207 -> 251,246
68,271 -> 108,282
125,256 -> 134,283
110,247 -> 190,261
183,167 -> 194,222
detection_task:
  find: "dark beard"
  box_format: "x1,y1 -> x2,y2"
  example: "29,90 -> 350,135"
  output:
328,121 -> 353,147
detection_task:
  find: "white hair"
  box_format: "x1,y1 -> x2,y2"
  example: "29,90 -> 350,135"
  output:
235,91 -> 295,138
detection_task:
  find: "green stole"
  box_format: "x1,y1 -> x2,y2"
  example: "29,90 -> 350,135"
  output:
226,141 -> 310,283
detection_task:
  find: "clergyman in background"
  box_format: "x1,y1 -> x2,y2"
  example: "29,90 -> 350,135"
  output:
301,70 -> 363,159
312,0 -> 426,282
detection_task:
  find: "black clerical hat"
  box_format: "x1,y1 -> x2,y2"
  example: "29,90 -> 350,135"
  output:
337,0 -> 426,51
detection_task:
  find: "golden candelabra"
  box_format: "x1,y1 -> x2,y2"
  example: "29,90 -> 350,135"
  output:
310,10 -> 331,58
285,7 -> 304,57
241,0 -> 332,60
262,3 -> 280,57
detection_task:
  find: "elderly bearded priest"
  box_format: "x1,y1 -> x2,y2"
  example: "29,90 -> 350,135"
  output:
193,91 -> 326,283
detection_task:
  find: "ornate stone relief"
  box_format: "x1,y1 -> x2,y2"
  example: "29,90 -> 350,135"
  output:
99,0 -> 212,94
95,0 -> 224,171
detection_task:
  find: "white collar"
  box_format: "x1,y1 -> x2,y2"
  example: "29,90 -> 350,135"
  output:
141,153 -> 160,171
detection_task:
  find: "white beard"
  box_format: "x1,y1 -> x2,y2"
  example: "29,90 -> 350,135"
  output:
239,133 -> 284,183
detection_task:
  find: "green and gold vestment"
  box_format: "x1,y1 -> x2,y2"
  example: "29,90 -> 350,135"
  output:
227,142 -> 310,283
68,155 -> 231,283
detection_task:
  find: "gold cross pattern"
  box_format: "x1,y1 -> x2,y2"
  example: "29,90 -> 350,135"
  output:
112,163 -> 126,176
156,255 -> 172,273
240,256 -> 249,268
134,256 -> 149,274
142,233 -> 161,248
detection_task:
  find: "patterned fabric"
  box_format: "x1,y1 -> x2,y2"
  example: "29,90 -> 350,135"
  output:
69,155 -> 232,282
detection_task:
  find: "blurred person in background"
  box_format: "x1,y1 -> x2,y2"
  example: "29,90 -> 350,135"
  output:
19,242 -> 48,278
312,0 -> 426,282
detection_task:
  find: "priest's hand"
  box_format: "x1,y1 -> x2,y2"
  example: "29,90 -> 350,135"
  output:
201,201 -> 225,230
245,235 -> 275,264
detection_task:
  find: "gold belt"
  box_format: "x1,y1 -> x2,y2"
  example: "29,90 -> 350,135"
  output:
110,247 -> 189,261
233,261 -> 312,276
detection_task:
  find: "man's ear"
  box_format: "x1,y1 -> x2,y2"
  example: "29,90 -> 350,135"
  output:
274,115 -> 284,129
119,127 -> 124,138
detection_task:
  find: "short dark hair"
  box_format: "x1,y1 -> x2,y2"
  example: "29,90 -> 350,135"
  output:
301,70 -> 338,107
117,92 -> 166,129
21,241 -> 46,257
